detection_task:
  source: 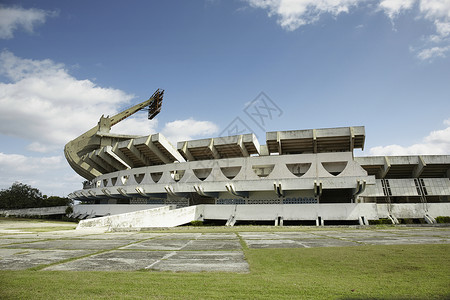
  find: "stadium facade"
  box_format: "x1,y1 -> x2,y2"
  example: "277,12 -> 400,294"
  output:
66,91 -> 450,227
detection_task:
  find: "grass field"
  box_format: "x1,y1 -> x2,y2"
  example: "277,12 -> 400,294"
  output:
0,238 -> 449,299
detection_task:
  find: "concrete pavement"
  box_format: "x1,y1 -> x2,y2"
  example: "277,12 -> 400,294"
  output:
0,221 -> 448,272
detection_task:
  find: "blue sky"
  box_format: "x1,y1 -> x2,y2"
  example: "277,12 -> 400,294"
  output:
0,0 -> 449,196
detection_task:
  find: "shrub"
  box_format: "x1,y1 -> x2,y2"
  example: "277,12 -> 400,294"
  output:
435,216 -> 450,223
190,220 -> 204,226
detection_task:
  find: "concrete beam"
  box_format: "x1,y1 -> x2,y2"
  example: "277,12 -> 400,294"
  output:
237,135 -> 249,157
277,131 -> 282,154
144,136 -> 170,164
180,141 -> 195,161
112,142 -> 135,168
313,129 -> 317,153
350,127 -> 355,153
104,146 -> 131,169
90,150 -> 115,173
98,147 -> 125,171
413,155 -> 427,178
127,140 -> 151,166
209,139 -> 221,159
82,153 -> 108,174
378,156 -> 391,179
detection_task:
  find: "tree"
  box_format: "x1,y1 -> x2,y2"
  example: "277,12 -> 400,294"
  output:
0,182 -> 42,209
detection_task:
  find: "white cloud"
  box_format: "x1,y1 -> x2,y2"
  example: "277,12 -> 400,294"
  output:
379,0 -> 415,19
0,50 -> 137,150
162,118 -> 219,145
245,0 -> 450,60
247,0 -> 361,31
369,119 -> 450,155
417,45 -> 450,59
0,6 -> 56,39
0,152 -> 83,196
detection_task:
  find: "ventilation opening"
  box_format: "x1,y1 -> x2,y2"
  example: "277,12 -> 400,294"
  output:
111,177 -> 118,186
320,189 -> 353,203
252,165 -> 275,178
121,175 -> 129,185
220,166 -> 242,180
286,163 -> 311,177
325,220 -> 360,225
102,179 -> 108,187
150,172 -> 163,183
134,173 -> 145,184
193,168 -> 212,181
283,220 -> 317,226
236,220 -> 276,226
322,161 -> 348,176
170,170 -> 185,182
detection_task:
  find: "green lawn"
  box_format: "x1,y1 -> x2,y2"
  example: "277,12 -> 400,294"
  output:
1,243 -> 449,299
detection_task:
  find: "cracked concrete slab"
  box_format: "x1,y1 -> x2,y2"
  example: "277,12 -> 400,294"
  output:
148,251 -> 249,273
182,239 -> 242,250
244,238 -> 360,248
152,233 -> 202,240
0,248 -> 94,270
0,238 -> 39,245
44,250 -> 170,271
2,239 -> 134,250
121,239 -> 191,250
197,233 -> 238,240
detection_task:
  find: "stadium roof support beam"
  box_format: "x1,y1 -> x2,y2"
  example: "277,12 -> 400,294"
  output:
84,151 -> 111,174
413,156 -> 426,178
143,136 -> 171,164
127,140 -> 151,166
179,141 -> 195,161
112,142 -> 135,168
97,147 -> 128,171
313,129 -> 317,153
237,135 -> 249,157
378,156 -> 391,179
209,139 -> 220,159
104,145 -> 131,169
80,154 -> 106,174
350,127 -> 355,153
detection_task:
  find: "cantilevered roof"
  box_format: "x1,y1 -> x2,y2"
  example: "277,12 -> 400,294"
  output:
177,134 -> 260,161
266,126 -> 365,154
80,133 -> 183,172
355,155 -> 450,179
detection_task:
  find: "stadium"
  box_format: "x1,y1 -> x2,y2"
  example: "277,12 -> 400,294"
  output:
65,90 -> 450,228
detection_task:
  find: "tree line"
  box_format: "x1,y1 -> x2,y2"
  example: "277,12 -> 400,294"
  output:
0,182 -> 71,210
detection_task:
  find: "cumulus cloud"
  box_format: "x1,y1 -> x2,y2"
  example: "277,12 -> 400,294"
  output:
245,0 -> 450,60
0,50 -> 137,150
162,118 -> 219,145
246,0 -> 361,31
0,6 -> 56,39
0,152 -> 83,195
379,0 -> 415,19
369,119 -> 450,155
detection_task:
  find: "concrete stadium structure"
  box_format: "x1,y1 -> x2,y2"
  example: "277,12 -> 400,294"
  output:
66,91 -> 450,228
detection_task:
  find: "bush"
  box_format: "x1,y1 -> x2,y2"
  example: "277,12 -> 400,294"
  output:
190,220 -> 204,226
435,216 -> 450,223
369,218 -> 393,225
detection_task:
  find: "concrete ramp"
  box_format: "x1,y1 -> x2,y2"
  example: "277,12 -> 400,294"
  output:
76,205 -> 199,231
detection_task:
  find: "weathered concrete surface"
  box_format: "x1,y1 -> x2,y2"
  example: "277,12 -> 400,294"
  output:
0,206 -> 67,217
76,205 -> 199,229
147,251 -> 249,273
44,251 -> 170,271
1,220 -> 449,272
0,248 -> 94,270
